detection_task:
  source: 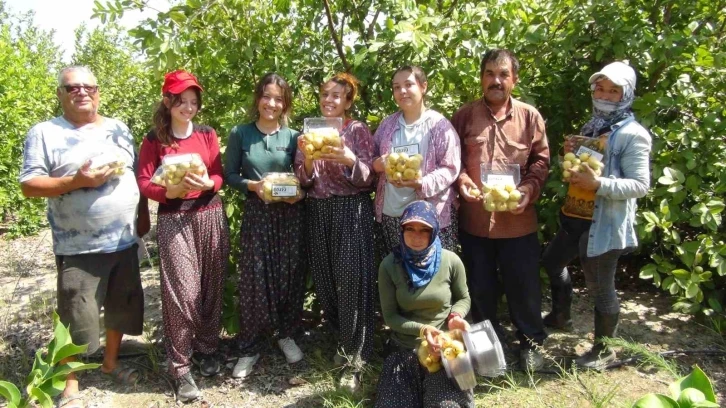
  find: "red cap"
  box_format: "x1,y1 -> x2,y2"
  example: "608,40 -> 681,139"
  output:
162,70 -> 203,94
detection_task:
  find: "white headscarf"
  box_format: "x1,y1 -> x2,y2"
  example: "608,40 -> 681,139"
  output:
581,62 -> 637,136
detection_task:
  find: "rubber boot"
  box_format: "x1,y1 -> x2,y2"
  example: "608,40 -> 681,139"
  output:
575,309 -> 618,370
543,283 -> 573,331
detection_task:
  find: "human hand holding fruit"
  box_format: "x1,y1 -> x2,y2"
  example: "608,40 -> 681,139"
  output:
561,151 -> 603,182
183,171 -> 214,191
417,328 -> 467,373
73,160 -> 115,189
422,326 -> 443,354
372,154 -> 388,173
248,180 -> 267,201
448,315 -> 470,331
459,176 -> 482,203
165,179 -> 189,199
319,136 -> 357,168
563,138 -> 576,154
153,156 -> 207,198
300,129 -> 342,161
570,162 -> 601,191
385,152 -> 423,187
509,188 -> 528,215
481,183 -> 523,213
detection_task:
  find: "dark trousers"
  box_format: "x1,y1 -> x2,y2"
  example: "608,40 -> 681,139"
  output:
542,213 -> 624,315
459,231 -> 547,347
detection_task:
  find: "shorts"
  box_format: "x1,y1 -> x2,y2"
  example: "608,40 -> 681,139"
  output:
55,244 -> 144,355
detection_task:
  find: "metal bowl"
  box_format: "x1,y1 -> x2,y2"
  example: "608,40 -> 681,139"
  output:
463,320 -> 506,378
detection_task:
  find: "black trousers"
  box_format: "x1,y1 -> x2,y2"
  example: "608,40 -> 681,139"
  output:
459,231 -> 547,348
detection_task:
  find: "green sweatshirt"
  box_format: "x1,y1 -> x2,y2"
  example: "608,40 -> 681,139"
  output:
378,249 -> 471,349
223,122 -> 300,194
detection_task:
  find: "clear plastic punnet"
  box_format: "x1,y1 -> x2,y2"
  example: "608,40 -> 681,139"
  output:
259,172 -> 304,204
302,117 -> 343,133
463,320 -> 506,378
477,163 -> 523,213
559,135 -> 606,182
88,151 -> 126,177
300,117 -> 343,160
384,151 -> 423,182
150,153 -> 207,187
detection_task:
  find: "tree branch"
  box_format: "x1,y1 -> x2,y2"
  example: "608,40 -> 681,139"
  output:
366,10 -> 380,40
322,0 -> 351,72
443,0 -> 459,18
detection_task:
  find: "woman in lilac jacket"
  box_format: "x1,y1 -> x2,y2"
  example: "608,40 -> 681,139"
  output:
372,65 -> 461,257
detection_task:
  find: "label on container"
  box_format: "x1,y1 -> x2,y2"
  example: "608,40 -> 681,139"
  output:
272,185 -> 298,197
575,146 -> 604,162
486,174 -> 515,186
393,143 -> 420,155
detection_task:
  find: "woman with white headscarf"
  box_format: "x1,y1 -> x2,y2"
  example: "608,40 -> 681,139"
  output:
541,61 -> 652,369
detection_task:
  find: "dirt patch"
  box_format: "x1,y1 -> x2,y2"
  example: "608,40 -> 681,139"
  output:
1,225 -> 724,407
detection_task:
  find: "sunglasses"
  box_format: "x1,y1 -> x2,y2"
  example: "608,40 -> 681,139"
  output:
60,85 -> 99,95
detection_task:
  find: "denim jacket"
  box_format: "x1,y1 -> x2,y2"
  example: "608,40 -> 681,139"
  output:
587,117 -> 652,257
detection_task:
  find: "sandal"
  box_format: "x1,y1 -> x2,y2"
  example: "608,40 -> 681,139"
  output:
102,363 -> 141,385
56,394 -> 84,408
191,352 -> 221,377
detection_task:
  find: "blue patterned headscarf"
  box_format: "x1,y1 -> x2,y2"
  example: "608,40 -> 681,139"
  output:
394,201 -> 442,290
581,74 -> 635,137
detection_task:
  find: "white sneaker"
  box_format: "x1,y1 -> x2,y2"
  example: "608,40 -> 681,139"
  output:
339,370 -> 361,394
278,337 -> 304,364
232,354 -> 260,378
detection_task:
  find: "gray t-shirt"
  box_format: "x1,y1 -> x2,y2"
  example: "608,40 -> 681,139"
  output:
382,110 -> 435,217
19,116 -> 140,255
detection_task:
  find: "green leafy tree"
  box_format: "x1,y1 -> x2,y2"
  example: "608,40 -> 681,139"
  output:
0,1 -> 62,236
93,0 -> 726,326
70,23 -> 157,143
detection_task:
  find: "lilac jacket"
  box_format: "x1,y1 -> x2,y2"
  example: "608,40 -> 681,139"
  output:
373,110 -> 461,228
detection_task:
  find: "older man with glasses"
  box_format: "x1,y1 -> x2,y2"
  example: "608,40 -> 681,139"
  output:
19,65 -> 150,408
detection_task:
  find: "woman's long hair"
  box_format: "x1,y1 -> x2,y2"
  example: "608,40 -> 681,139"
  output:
249,73 -> 293,125
152,88 -> 203,146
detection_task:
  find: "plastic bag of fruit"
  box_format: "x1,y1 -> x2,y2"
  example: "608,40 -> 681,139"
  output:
259,172 -> 304,204
560,135 -> 606,182
300,117 -> 343,160
150,153 -> 207,187
88,151 -> 127,178
471,164 -> 522,213
384,151 -> 423,182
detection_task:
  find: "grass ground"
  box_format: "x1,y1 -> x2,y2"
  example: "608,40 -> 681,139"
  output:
1,222 -> 724,407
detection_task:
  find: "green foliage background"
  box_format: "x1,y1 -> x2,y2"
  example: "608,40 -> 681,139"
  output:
1,0 -> 725,329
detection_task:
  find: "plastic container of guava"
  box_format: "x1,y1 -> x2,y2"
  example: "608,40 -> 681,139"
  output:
259,172 -> 304,203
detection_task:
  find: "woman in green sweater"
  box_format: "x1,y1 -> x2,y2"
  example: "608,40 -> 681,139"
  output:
223,73 -> 306,378
375,200 -> 474,408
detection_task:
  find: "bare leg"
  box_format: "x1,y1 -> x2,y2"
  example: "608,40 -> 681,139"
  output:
60,357 -> 79,399
100,329 -> 123,373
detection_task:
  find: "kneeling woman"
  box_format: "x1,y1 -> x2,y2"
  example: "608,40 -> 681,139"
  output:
375,201 -> 473,408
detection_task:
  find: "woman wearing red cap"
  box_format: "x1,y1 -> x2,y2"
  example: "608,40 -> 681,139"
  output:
224,73 -> 306,378
137,70 -> 229,402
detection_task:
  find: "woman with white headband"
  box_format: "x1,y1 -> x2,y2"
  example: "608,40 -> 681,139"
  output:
541,61 -> 652,369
